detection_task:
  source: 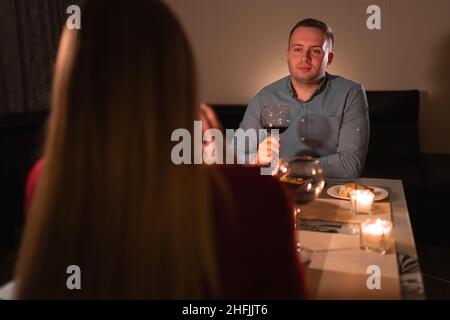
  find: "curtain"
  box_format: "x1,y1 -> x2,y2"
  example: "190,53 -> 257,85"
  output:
0,0 -> 72,114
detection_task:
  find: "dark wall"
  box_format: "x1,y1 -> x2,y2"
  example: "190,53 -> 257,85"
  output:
0,0 -> 72,114
0,0 -> 72,249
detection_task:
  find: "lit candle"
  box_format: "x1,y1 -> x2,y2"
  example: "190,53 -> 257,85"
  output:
350,189 -> 375,215
360,218 -> 393,254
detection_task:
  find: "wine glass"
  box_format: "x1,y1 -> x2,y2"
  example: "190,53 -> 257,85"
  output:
275,156 -> 325,264
259,106 -> 291,170
260,105 -> 291,136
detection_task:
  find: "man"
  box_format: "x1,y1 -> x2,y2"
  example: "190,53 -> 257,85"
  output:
236,18 -> 369,179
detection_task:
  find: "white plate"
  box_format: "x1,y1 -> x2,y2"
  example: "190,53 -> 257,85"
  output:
326,185 -> 389,201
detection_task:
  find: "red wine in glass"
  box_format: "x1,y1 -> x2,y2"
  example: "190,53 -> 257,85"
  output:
260,105 -> 291,137
264,124 -> 289,135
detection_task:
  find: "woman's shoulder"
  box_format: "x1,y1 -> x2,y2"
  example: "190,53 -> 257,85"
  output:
208,165 -> 305,299
209,164 -> 293,224
213,165 -> 286,193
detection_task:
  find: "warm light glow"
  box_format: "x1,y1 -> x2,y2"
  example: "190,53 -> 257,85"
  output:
363,219 -> 384,235
361,218 -> 393,254
350,189 -> 375,215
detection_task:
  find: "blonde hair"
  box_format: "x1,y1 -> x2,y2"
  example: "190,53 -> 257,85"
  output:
15,0 -> 219,299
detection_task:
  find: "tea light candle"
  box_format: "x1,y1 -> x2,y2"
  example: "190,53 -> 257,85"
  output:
350,189 -> 375,215
360,218 -> 393,254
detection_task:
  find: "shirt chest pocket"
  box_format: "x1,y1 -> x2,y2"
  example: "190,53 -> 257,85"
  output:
306,114 -> 341,149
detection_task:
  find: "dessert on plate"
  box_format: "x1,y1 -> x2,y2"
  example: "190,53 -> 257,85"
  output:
338,183 -> 375,198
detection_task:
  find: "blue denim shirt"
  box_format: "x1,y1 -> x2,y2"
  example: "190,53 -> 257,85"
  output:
235,73 -> 370,179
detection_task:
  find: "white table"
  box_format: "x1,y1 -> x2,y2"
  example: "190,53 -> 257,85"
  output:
297,178 -> 425,299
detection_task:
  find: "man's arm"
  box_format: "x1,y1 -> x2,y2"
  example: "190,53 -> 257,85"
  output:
318,85 -> 370,179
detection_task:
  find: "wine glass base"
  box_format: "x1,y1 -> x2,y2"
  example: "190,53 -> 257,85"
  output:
297,242 -> 314,265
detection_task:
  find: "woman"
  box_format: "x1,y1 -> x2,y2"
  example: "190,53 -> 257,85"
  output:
15,0 -> 306,299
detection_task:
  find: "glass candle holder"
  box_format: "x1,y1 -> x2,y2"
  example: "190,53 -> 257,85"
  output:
348,222 -> 361,235
350,190 -> 375,215
360,218 -> 393,254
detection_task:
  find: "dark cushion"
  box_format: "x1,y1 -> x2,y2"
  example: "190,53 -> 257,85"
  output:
366,90 -> 420,160
0,111 -> 48,248
362,159 -> 423,190
211,104 -> 246,131
361,159 -> 424,230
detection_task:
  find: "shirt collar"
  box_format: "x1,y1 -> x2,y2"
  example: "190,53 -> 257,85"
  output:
287,72 -> 329,100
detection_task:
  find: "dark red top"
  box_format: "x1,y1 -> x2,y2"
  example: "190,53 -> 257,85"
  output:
24,158 -> 44,216
211,165 -> 307,299
24,161 -> 307,299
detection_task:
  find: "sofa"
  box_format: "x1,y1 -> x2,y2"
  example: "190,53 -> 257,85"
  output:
0,91 -> 449,250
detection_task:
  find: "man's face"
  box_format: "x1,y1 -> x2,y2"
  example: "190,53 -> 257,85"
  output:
286,26 -> 334,84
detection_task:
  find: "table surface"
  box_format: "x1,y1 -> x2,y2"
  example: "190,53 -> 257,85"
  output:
297,177 -> 425,300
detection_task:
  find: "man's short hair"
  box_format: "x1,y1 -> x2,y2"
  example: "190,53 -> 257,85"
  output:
288,18 -> 334,49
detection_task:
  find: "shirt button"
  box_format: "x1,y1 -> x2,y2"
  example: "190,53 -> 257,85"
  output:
356,128 -> 360,132
301,137 -> 305,142
300,118 -> 305,123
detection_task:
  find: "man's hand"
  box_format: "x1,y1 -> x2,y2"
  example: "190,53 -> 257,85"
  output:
257,136 -> 280,165
199,103 -> 223,133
